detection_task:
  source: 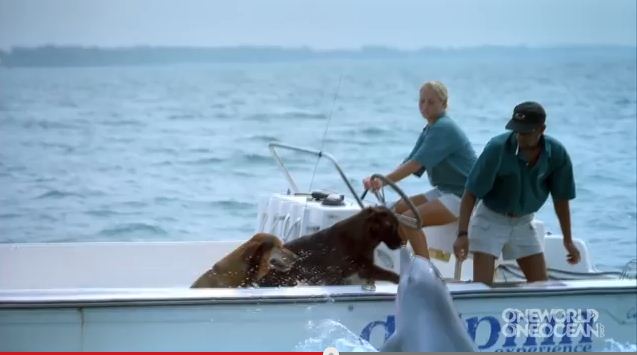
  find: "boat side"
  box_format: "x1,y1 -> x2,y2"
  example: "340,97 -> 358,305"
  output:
0,281 -> 634,351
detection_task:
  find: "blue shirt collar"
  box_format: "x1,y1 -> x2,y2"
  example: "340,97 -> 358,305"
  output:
422,112 -> 448,132
510,133 -> 552,158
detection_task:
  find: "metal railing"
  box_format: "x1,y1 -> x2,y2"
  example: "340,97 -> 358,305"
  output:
268,142 -> 364,209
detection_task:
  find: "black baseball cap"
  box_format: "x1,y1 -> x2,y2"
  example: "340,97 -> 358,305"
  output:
505,101 -> 546,133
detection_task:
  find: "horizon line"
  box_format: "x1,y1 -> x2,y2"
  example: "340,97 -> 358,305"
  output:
2,43 -> 636,52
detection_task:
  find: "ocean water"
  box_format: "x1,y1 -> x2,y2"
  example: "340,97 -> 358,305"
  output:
1,50 -> 635,270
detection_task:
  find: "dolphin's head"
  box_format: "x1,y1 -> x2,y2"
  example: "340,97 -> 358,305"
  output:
388,251 -> 477,352
397,254 -> 446,306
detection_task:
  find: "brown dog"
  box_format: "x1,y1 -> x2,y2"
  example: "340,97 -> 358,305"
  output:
257,206 -> 403,287
191,233 -> 298,288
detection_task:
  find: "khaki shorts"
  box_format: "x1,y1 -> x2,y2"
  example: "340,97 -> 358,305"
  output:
468,201 -> 543,260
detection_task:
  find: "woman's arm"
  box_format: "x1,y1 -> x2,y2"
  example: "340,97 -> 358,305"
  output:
365,160 -> 423,190
386,160 -> 423,184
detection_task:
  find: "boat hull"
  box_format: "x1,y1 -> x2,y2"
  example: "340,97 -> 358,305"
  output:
1,281 -> 635,351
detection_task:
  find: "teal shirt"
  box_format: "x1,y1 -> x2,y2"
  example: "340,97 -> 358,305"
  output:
465,132 -> 576,215
405,114 -> 477,197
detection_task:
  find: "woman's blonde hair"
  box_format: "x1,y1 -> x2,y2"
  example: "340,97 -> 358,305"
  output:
420,81 -> 448,106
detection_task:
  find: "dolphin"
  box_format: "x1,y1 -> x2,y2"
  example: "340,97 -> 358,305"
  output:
381,247 -> 476,352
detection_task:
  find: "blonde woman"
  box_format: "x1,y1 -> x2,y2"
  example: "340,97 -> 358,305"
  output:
363,81 -> 477,258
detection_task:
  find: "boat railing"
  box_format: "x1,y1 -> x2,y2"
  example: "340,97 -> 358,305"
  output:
268,142 -> 364,208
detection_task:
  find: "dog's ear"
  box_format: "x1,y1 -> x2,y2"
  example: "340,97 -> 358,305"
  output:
255,238 -> 278,280
243,239 -> 276,284
241,241 -> 262,261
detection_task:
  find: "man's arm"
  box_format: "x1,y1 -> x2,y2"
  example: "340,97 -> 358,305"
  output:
457,191 -> 477,236
453,138 -> 502,261
553,199 -> 572,243
453,190 -> 477,261
553,199 -> 580,264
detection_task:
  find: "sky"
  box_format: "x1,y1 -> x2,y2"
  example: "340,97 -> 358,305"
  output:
0,0 -> 635,50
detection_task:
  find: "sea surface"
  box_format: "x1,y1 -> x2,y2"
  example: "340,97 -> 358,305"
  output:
1,49 -> 635,270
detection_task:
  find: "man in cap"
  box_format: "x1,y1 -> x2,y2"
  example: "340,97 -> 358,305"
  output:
453,101 -> 581,285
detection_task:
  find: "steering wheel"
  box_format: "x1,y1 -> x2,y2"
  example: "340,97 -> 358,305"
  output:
361,174 -> 422,230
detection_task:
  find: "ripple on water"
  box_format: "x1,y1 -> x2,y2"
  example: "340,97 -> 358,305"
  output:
98,223 -> 168,237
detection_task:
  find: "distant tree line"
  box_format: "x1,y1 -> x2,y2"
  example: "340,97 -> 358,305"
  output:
0,45 -> 633,67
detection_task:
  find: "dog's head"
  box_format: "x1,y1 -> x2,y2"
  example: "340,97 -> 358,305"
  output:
242,233 -> 299,282
364,206 -> 402,249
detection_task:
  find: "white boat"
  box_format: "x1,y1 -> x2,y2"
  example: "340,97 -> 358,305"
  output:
1,143 -> 635,351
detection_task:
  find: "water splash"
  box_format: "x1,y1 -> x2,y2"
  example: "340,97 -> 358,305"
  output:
294,319 -> 378,352
603,339 -> 637,352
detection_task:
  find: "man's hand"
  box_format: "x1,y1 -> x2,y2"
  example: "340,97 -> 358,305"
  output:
564,240 -> 581,264
453,235 -> 469,262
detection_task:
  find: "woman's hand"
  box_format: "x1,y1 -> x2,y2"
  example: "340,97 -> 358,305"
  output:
564,240 -> 581,264
453,235 -> 469,262
362,176 -> 383,191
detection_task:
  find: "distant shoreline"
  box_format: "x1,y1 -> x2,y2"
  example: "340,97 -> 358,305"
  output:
1,45 -> 635,68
